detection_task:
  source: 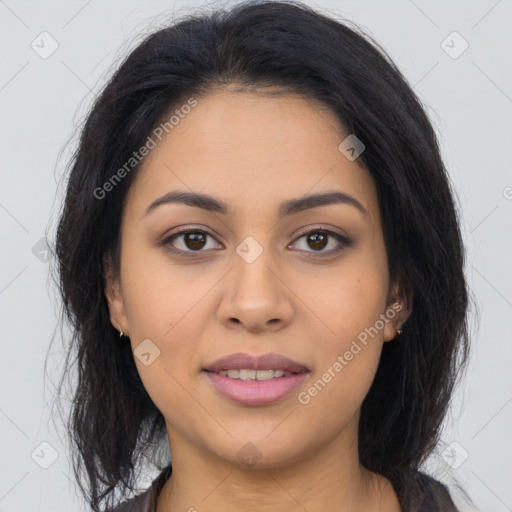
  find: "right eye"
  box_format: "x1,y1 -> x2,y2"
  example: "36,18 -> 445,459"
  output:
160,227 -> 223,257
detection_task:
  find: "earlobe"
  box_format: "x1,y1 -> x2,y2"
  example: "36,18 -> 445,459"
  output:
104,266 -> 129,335
383,302 -> 406,342
383,280 -> 413,342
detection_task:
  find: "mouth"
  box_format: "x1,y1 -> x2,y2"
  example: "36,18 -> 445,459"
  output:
202,352 -> 309,405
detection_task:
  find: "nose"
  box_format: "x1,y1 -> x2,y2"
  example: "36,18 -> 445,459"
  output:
217,248 -> 294,333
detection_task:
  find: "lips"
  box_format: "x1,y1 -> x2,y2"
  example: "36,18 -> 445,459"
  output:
202,352 -> 310,405
203,352 -> 309,374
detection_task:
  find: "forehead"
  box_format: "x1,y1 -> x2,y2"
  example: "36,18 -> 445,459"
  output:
125,88 -> 378,223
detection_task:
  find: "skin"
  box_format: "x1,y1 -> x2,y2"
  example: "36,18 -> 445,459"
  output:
105,86 -> 411,512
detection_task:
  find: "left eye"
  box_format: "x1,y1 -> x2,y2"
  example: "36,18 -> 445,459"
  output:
290,229 -> 351,255
161,227 -> 351,257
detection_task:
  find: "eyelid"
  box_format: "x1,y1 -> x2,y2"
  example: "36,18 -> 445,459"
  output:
291,224 -> 350,243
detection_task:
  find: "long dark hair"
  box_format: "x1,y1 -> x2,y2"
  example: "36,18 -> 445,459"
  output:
49,1 -> 472,510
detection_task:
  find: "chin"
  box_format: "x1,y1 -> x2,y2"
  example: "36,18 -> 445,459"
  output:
202,431 -> 314,471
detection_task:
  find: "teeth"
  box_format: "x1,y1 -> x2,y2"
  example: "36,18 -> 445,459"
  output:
253,370 -> 274,381
217,369 -> 292,380
239,369 -> 256,380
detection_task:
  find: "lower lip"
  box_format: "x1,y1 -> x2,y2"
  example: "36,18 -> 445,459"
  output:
204,371 -> 308,406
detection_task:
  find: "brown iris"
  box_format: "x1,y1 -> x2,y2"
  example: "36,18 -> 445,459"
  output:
183,232 -> 207,250
306,232 -> 328,251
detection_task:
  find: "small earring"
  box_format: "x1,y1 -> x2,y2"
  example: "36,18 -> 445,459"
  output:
119,330 -> 124,339
397,326 -> 403,336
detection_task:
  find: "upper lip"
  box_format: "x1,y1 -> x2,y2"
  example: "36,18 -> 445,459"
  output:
203,352 -> 309,373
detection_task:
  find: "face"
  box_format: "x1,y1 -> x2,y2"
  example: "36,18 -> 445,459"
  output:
105,87 -> 410,470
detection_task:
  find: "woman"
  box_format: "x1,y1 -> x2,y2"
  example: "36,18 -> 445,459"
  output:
51,1 -> 472,510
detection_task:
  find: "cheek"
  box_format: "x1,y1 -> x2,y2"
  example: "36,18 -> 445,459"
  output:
304,249 -> 388,345
120,236 -> 203,339
298,248 -> 388,405
120,239 -> 212,410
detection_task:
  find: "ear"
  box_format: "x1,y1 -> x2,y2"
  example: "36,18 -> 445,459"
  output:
104,259 -> 129,336
383,275 -> 413,342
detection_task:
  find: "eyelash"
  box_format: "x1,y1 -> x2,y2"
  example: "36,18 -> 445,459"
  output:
159,225 -> 352,259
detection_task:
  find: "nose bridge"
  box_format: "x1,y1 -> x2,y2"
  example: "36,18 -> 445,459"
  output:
232,233 -> 280,302
217,233 -> 293,330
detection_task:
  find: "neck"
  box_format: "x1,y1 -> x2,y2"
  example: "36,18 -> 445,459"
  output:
156,423 -> 400,512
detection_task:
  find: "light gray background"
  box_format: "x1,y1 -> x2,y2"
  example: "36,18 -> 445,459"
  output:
1,0 -> 511,510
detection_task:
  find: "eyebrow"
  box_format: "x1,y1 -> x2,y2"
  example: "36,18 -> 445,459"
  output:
143,189 -> 369,219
